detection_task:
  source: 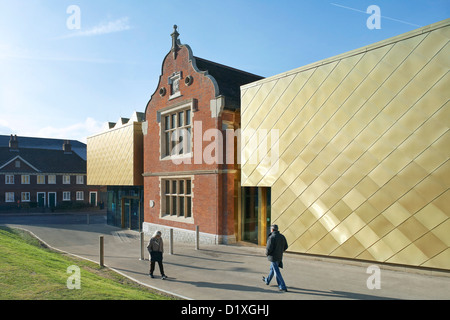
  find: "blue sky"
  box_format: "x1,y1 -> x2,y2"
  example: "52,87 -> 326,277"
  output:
0,0 -> 448,142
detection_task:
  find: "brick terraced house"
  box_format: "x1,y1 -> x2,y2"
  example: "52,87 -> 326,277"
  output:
0,135 -> 100,211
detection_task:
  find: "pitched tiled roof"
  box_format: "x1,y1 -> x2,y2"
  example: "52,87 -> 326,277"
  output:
0,147 -> 86,174
194,56 -> 264,110
0,135 -> 86,160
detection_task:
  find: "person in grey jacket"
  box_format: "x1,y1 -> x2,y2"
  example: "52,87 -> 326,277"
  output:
147,230 -> 167,279
262,224 -> 288,291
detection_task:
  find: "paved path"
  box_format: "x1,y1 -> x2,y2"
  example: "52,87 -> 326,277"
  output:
1,213 -> 449,300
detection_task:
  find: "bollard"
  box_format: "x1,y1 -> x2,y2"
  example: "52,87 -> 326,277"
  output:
195,225 -> 199,250
140,232 -> 145,261
169,228 -> 173,255
99,236 -> 104,267
86,214 -> 90,225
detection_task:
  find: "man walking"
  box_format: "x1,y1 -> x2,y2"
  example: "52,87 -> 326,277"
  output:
147,230 -> 167,280
262,224 -> 288,292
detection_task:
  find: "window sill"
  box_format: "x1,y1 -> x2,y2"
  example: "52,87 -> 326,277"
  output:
160,153 -> 193,161
160,214 -> 194,224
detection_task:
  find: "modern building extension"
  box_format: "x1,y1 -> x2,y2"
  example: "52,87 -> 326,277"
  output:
87,112 -> 145,230
240,19 -> 449,270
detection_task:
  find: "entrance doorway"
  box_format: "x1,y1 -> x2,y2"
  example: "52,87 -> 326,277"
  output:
106,186 -> 143,231
37,192 -> 46,207
121,196 -> 142,231
90,192 -> 97,206
48,192 -> 56,208
241,187 -> 271,245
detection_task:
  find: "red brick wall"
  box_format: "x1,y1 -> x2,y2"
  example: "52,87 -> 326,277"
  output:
143,45 -> 239,237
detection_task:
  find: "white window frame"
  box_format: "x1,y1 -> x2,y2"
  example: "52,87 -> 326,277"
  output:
21,175 -> 30,185
5,175 -> 14,184
76,191 -> 84,201
21,192 -> 30,202
5,192 -> 14,203
48,175 -> 56,184
76,175 -> 84,184
63,191 -> 71,201
63,175 -> 71,184
37,175 -> 45,185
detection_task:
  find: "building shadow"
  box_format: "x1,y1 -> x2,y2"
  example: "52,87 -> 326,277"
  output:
168,279 -> 271,294
284,286 -> 398,300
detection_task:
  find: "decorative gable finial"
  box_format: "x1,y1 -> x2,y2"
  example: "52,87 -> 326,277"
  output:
171,25 -> 180,59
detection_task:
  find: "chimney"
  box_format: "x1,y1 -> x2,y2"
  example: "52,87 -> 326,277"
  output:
63,140 -> 72,154
9,135 -> 19,151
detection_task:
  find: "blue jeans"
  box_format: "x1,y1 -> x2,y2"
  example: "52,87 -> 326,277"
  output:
265,261 -> 287,290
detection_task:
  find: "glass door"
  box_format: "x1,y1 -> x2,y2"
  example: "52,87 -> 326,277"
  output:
130,198 -> 140,230
242,187 -> 258,243
121,197 -> 142,231
241,187 -> 271,245
123,199 -> 130,229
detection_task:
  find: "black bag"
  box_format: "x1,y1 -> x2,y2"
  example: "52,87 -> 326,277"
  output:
150,251 -> 163,262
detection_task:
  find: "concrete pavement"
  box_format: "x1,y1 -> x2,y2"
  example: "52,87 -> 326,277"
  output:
1,213 -> 449,300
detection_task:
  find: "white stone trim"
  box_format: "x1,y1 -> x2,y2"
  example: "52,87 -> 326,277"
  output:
143,222 -> 236,245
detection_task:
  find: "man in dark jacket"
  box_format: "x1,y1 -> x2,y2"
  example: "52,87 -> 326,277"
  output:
262,224 -> 288,291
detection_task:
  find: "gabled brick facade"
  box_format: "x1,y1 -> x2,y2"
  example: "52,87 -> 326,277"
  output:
143,26 -> 263,243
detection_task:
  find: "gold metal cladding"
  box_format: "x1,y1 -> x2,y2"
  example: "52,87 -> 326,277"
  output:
240,20 -> 450,270
87,122 -> 143,186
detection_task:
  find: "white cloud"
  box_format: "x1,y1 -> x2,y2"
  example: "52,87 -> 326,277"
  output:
0,119 -> 13,133
58,17 -> 132,39
36,117 -> 105,143
0,116 -> 105,143
0,43 -> 125,64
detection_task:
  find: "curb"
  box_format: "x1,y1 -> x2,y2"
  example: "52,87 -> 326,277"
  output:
11,226 -> 192,301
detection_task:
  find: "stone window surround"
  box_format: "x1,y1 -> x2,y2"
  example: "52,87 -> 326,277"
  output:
158,99 -> 196,161
158,175 -> 194,224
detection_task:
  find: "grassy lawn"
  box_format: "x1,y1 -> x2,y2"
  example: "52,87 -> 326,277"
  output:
0,227 -> 177,300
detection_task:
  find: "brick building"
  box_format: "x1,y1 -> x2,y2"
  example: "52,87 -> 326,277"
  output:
0,135 -> 101,211
142,26 -> 263,243
85,21 -> 449,271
